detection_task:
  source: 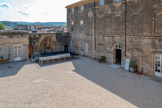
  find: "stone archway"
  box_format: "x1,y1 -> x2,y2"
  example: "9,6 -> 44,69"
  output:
39,35 -> 56,53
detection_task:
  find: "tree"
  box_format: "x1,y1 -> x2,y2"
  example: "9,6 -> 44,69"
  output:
0,23 -> 5,30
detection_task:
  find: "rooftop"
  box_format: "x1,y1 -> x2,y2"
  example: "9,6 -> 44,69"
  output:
66,0 -> 93,8
0,30 -> 29,35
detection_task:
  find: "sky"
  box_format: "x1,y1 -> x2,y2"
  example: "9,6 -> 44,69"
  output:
0,0 -> 78,22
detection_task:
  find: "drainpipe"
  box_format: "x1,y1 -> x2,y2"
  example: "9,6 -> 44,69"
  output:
94,0 -> 97,59
125,0 -> 127,57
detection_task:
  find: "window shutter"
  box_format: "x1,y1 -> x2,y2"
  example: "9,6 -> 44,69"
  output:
2,47 -> 8,59
10,46 -> 15,62
21,46 -> 26,61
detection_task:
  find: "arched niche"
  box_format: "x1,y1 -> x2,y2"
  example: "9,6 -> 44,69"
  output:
113,16 -> 122,35
131,14 -> 141,36
154,11 -> 162,36
129,48 -> 142,71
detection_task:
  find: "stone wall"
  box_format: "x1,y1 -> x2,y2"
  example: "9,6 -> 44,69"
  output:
56,33 -> 71,52
67,0 -> 162,76
29,33 -> 70,55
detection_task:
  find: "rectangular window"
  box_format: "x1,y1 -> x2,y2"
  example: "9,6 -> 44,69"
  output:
81,5 -> 84,11
80,41 -> 84,55
80,42 -> 83,52
71,41 -> 74,51
115,0 -> 121,3
72,8 -> 74,14
0,48 -> 2,57
100,0 -> 104,6
71,21 -> 74,32
80,20 -> 84,32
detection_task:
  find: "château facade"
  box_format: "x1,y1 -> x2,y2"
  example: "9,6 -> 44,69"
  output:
66,0 -> 162,77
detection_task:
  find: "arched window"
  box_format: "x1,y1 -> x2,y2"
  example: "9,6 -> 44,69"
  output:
115,43 -> 121,49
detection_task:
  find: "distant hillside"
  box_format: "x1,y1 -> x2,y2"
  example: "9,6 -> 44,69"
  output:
16,21 -> 67,27
0,21 -> 67,28
0,21 -> 18,28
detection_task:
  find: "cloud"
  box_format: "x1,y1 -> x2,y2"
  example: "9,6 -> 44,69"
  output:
0,3 -> 11,9
7,15 -> 10,17
18,11 -> 29,16
23,4 -> 32,9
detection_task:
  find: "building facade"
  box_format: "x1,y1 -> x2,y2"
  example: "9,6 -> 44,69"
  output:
18,25 -> 43,31
29,33 -> 70,56
0,31 -> 29,63
66,0 -> 162,77
0,31 -> 70,63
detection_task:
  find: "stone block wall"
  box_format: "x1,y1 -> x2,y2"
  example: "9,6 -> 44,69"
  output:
29,33 -> 70,56
67,0 -> 162,76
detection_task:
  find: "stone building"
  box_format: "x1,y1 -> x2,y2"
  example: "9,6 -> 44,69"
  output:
18,25 -> 43,33
29,33 -> 70,56
18,25 -> 43,31
66,0 -> 162,77
0,31 -> 29,63
0,31 -> 70,63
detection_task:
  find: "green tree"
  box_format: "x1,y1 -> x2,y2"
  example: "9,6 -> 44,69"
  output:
0,23 -> 5,30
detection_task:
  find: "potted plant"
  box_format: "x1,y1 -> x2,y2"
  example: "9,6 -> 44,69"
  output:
99,56 -> 107,63
129,60 -> 138,73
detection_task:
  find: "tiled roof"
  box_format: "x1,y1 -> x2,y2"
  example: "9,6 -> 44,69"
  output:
66,0 -> 94,8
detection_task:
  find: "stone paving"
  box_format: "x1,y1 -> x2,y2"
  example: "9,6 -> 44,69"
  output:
0,57 -> 162,108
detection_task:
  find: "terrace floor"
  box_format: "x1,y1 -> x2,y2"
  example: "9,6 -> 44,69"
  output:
0,57 -> 161,108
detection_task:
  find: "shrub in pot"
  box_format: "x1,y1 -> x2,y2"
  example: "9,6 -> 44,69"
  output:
129,60 -> 138,73
99,56 -> 107,63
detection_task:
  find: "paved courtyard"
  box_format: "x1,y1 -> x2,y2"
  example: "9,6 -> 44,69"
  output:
0,57 -> 162,108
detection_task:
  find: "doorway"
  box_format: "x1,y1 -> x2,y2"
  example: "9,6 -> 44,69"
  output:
155,54 -> 162,77
14,46 -> 21,61
29,46 -> 33,56
64,45 -> 68,52
114,43 -> 122,65
115,49 -> 121,65
85,43 -> 88,55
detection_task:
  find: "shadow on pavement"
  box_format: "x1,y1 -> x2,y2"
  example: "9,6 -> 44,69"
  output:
71,57 -> 162,108
0,61 -> 31,78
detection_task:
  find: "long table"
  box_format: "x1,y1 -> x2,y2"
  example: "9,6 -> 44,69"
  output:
39,53 -> 71,64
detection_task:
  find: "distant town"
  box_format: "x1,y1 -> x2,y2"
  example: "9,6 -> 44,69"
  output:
0,21 -> 67,33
